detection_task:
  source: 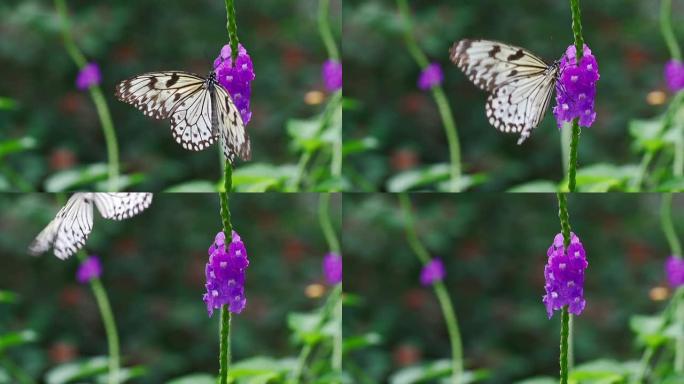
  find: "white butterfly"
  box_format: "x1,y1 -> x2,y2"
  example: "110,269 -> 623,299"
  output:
28,193 -> 153,260
115,71 -> 251,163
450,39 -> 560,144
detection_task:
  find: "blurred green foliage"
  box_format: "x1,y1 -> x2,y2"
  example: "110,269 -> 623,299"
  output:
0,193 -> 341,382
343,193 -> 684,383
343,0 -> 684,192
0,0 -> 341,192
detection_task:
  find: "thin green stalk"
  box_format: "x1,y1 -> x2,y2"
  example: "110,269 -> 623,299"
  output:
661,193 -> 683,257
292,152 -> 312,192
561,122 -> 571,176
396,0 -> 462,192
77,252 -> 120,384
54,0 -> 119,191
560,307 -> 570,384
0,356 -> 36,384
318,193 -> 341,254
333,299 -> 342,372
218,161 -> 234,383
399,194 -> 464,383
677,302 -> 684,373
225,0 -> 239,63
327,91 -> 343,180
318,0 -> 340,60
557,193 -> 572,248
661,0 -> 682,61
566,0 -> 585,192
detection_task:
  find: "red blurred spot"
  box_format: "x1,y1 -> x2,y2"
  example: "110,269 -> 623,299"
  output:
624,46 -> 650,71
281,46 -> 306,70
49,341 -> 77,364
399,93 -> 428,114
283,238 -> 306,262
59,93 -> 82,114
403,288 -> 430,310
391,149 -> 419,171
49,148 -> 77,171
114,238 -> 139,256
112,44 -> 138,63
60,286 -> 83,308
626,240 -> 652,266
393,343 -> 422,366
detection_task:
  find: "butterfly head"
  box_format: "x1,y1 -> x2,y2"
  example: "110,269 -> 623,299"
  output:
205,71 -> 218,89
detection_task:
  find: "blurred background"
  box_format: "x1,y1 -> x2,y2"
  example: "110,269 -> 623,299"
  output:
343,0 -> 684,191
343,193 -> 683,383
0,0 -> 341,191
0,193 -> 341,382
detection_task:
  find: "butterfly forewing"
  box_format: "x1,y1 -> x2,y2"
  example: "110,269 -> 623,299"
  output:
450,39 -> 558,143
115,72 -> 205,119
93,193 -> 153,220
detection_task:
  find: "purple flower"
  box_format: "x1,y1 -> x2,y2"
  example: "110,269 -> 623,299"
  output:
420,258 -> 446,286
665,60 -> 684,92
553,44 -> 600,128
322,59 -> 342,92
322,252 -> 342,285
203,230 -> 250,316
543,232 -> 588,319
76,255 -> 102,283
665,255 -> 684,288
417,63 -> 444,90
76,63 -> 101,90
213,44 -> 255,125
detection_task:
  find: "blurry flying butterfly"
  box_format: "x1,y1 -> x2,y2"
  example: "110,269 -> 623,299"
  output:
115,71 -> 250,163
29,193 -> 153,260
450,39 -> 560,144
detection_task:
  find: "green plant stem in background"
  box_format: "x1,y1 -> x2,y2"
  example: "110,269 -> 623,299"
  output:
225,0 -> 239,63
661,0 -> 682,61
76,252 -> 120,384
399,194 -> 464,383
318,0 -> 340,61
54,0 -> 120,191
661,194 -> 683,257
318,193 -> 341,254
556,192 -> 573,384
566,0 -> 585,192
396,0 -> 462,192
0,356 -> 35,384
218,161 -> 234,383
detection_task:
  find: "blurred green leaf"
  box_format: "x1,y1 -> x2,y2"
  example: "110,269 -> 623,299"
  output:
0,97 -> 17,110
386,164 -> 450,191
575,164 -> 640,192
568,359 -> 639,383
94,173 -> 146,191
44,356 -> 109,384
0,290 -> 18,303
164,180 -> 218,193
343,333 -> 382,353
167,374 -> 216,384
228,357 -> 297,379
343,137 -> 379,156
44,163 -> 108,192
94,366 -> 146,383
0,330 -> 37,352
629,118 -> 665,152
232,163 -> 298,192
657,177 -> 684,191
630,315 -> 667,347
514,378 -> 557,384
288,311 -> 324,344
287,117 -> 324,152
0,137 -> 36,158
389,360 -> 488,384
507,180 -> 558,193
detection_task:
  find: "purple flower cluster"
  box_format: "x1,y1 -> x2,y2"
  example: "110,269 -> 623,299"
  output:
420,258 -> 446,286
322,252 -> 342,285
203,230 -> 249,316
417,63 -> 444,90
213,44 -> 255,125
665,255 -> 684,288
76,63 -> 101,90
322,60 -> 342,92
553,44 -> 600,128
76,255 -> 102,283
665,60 -> 684,92
543,232 -> 588,319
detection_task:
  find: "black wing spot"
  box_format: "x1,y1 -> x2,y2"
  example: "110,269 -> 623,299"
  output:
165,73 -> 179,87
488,45 -> 501,58
507,49 -> 525,61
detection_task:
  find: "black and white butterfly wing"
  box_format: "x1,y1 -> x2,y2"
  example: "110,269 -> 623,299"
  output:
450,39 -> 558,143
213,85 -> 251,162
115,72 -> 216,152
28,193 -> 94,260
93,193 -> 153,220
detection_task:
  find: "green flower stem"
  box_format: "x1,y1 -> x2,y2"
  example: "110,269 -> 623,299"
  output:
661,193 -> 683,257
292,152 -> 312,192
218,161 -> 234,384
396,0 -> 462,192
566,0 -> 585,192
225,0 -> 239,63
399,193 -> 464,383
556,192 -> 573,384
561,122 -> 571,176
76,252 -> 120,384
328,91 -> 343,180
318,193 -> 341,254
661,0 -> 682,61
318,0 -> 340,61
54,0 -> 120,191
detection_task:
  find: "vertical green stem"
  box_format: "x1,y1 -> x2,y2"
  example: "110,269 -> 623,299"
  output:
396,0 -> 462,192
318,0 -> 340,61
399,194 -> 464,383
76,253 -> 120,384
661,193 -> 683,257
218,160 -> 234,383
661,0 -> 682,61
566,0 -> 585,192
54,0 -> 120,191
318,193 -> 341,254
225,0 -> 239,63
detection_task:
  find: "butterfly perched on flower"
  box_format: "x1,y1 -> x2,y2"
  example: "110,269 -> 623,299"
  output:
29,193 -> 153,260
450,39 -> 560,144
115,71 -> 251,163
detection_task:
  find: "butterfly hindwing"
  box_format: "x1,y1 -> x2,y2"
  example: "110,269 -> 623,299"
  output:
213,84 -> 251,162
450,39 -> 558,143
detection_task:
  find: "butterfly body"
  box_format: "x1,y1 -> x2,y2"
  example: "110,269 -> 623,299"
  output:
115,70 -> 250,163
450,39 -> 559,144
